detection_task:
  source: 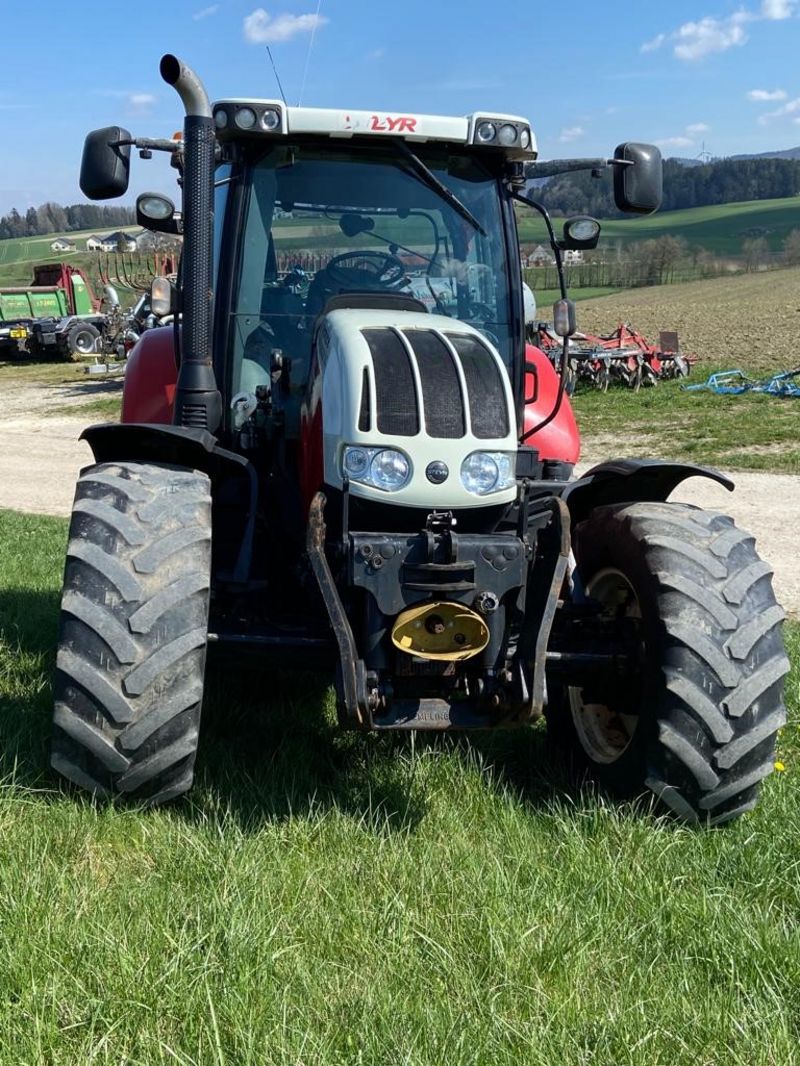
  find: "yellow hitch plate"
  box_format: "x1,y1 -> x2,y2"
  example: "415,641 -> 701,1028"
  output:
391,601 -> 490,662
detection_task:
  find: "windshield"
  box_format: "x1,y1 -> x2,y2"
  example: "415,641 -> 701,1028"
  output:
226,142 -> 513,399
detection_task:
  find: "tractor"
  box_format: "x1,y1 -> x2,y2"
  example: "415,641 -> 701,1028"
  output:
51,54 -> 788,824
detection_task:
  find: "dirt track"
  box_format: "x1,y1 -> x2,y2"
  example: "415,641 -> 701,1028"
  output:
1,376 -> 798,615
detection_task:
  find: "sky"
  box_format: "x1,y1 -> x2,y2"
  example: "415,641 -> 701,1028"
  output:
1,0 -> 799,215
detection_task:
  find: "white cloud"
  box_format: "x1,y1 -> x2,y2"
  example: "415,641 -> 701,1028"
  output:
642,0 -> 794,62
687,122 -> 710,134
674,12 -> 751,61
243,8 -> 328,44
193,4 -> 220,19
369,47 -> 386,60
559,126 -> 585,143
761,0 -> 795,17
759,96 -> 800,122
127,93 -> 157,113
655,136 -> 695,149
747,87 -> 788,100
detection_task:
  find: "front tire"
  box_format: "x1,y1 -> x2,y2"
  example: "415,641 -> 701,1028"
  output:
51,461 -> 212,805
549,501 -> 789,825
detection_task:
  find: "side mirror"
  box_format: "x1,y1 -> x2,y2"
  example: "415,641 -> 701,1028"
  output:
80,127 -> 132,200
137,192 -> 183,235
150,276 -> 176,319
613,143 -> 662,215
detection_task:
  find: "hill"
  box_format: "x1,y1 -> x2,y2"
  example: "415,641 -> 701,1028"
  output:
518,196 -> 800,255
535,155 -> 800,219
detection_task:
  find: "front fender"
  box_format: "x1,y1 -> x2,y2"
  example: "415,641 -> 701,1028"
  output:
563,459 -> 734,526
80,423 -> 250,482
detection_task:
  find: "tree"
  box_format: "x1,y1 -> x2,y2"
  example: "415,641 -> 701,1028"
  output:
742,237 -> 769,272
783,229 -> 800,266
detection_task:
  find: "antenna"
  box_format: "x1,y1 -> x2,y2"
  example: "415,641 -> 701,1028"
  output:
298,0 -> 323,106
266,45 -> 287,106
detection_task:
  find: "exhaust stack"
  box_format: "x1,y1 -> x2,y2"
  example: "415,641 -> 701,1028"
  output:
160,53 -> 221,432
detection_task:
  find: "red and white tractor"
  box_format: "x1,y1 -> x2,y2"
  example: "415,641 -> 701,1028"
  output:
50,54 -> 788,824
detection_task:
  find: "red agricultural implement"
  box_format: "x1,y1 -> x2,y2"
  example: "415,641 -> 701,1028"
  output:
536,321 -> 695,392
48,53 -> 788,826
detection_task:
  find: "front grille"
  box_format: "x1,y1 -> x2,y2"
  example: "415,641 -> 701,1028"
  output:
363,329 -> 420,436
403,330 -> 465,439
447,333 -> 509,439
362,326 -> 508,441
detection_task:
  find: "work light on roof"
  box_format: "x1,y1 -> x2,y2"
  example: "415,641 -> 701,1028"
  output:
261,108 -> 281,131
476,121 -> 497,144
498,124 -> 518,147
234,106 -> 257,130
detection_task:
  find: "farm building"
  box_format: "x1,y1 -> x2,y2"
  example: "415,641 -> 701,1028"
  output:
525,244 -> 556,267
85,232 -> 138,252
50,237 -> 76,252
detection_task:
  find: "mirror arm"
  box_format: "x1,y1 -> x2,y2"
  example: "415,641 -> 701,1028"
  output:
115,137 -> 181,155
524,158 -> 634,180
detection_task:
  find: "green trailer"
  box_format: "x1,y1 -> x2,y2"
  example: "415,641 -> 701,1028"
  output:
0,264 -> 106,359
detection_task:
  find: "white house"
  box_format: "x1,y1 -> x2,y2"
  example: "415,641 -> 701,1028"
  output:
85,231 -> 137,252
50,237 -> 76,252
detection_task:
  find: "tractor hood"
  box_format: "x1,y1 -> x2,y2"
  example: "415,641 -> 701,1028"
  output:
318,308 -> 518,509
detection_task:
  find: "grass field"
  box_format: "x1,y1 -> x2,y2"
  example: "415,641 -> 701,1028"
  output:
0,505 -> 798,1063
570,268 -> 800,473
0,227 -> 139,266
518,196 -> 800,255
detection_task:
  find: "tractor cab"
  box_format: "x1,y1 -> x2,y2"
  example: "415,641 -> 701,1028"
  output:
205,101 -> 551,523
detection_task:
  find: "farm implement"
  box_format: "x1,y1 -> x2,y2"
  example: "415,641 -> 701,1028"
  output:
48,53 -> 788,827
683,367 -> 800,398
535,322 -> 694,392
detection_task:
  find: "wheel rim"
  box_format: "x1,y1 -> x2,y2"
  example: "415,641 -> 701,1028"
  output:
568,568 -> 642,764
74,330 -> 97,354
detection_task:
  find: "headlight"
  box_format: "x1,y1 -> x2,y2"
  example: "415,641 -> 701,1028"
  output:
213,108 -> 228,129
460,452 -> 515,496
261,107 -> 281,131
342,446 -> 412,492
476,121 -> 497,143
520,128 -> 531,150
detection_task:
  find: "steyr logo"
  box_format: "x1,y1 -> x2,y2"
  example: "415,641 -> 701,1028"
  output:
369,115 -> 417,133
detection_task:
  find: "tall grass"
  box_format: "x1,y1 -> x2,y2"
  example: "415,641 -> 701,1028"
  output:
0,507 -> 798,1064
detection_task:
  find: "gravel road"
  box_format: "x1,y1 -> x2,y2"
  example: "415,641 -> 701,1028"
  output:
1,378 -> 797,614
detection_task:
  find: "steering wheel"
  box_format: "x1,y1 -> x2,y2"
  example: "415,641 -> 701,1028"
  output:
324,250 -> 406,290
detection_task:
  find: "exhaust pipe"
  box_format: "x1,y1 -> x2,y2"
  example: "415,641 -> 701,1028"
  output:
160,53 -> 221,432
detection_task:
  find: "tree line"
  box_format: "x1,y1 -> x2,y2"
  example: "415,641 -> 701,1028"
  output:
534,157 -> 800,218
0,202 -> 136,241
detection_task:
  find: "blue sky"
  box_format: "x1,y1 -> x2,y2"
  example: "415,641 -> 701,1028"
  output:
1,0 -> 799,215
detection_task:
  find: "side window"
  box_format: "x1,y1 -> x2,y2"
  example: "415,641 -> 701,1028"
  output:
212,164 -> 231,288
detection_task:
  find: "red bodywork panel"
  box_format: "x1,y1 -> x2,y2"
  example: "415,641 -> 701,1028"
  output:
31,263 -> 99,314
522,344 -> 580,464
121,326 -> 177,424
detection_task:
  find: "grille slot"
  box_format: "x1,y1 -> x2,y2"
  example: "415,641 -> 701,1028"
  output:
403,330 -> 465,439
447,333 -> 509,439
363,329 -> 419,436
358,367 -> 371,432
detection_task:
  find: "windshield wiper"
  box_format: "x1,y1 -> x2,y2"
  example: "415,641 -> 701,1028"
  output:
392,140 -> 486,237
